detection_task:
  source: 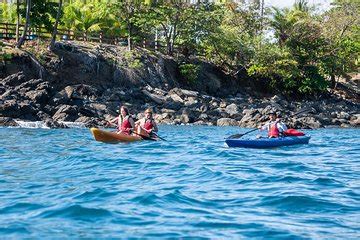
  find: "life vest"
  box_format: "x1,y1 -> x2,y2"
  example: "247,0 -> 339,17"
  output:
268,123 -> 280,138
284,129 -> 305,136
143,119 -> 154,131
119,116 -> 132,135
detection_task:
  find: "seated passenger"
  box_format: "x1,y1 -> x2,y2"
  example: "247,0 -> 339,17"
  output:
259,112 -> 287,138
107,106 -> 135,135
135,108 -> 158,137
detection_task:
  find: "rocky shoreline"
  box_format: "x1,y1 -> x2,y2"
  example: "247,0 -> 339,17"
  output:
1,42 -> 359,129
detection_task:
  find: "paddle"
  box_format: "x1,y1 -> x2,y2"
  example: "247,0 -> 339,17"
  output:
226,107 -> 313,139
150,132 -> 167,141
131,131 -> 158,141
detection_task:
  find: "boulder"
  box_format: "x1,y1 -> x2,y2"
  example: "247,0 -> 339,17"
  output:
62,84 -> 98,100
301,117 -> 323,129
242,109 -> 258,116
270,95 -> 282,103
51,89 -> 70,105
0,117 -> 18,127
164,101 -> 182,111
2,72 -> 26,86
18,79 -> 44,90
180,114 -> 190,124
349,114 -> 360,126
52,105 -> 79,122
161,108 -> 176,113
184,97 -> 199,107
79,106 -> 96,117
337,111 -> 351,120
225,103 -> 239,116
36,81 -> 52,91
169,93 -> 184,103
25,89 -> 49,104
199,104 -> 208,113
180,89 -> 199,97
37,111 -> 51,120
44,119 -> 69,128
219,102 -> 227,108
75,116 -> 99,128
1,89 -> 18,100
193,120 -> 208,125
0,100 -> 19,117
64,86 -> 75,98
217,118 -> 238,126
142,89 -> 166,104
199,113 -> 209,120
89,103 -> 107,114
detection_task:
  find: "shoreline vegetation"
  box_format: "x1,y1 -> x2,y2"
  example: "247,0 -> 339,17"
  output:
0,0 -> 359,129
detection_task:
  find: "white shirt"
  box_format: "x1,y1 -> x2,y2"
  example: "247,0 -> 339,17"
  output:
261,120 -> 288,132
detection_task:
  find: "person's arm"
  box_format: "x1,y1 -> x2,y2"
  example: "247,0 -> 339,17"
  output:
152,120 -> 158,133
129,118 -> 135,130
135,118 -> 141,126
106,116 -> 118,126
259,122 -> 270,131
277,122 -> 287,132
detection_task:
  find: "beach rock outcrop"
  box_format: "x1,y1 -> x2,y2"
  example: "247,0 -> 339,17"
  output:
1,41 -> 359,129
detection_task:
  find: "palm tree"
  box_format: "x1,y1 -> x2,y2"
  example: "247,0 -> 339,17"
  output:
294,0 -> 309,12
270,7 -> 291,47
16,0 -> 31,49
49,0 -> 63,50
16,0 -> 20,42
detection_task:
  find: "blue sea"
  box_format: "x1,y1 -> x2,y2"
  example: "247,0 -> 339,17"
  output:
0,126 -> 359,239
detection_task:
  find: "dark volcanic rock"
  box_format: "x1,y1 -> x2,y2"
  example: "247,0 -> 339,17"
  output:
52,105 -> 79,122
2,72 -> 26,86
0,100 -> 20,117
1,42 -> 358,129
0,117 -> 18,127
25,89 -> 50,104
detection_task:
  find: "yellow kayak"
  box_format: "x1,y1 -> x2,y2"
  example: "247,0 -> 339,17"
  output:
90,128 -> 142,143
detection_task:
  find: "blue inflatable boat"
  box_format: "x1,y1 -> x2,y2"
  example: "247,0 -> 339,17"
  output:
225,136 -> 311,148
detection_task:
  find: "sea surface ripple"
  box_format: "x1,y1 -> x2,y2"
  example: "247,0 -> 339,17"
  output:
0,126 -> 359,239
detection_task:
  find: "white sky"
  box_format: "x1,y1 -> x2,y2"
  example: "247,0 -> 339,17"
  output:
264,0 -> 332,11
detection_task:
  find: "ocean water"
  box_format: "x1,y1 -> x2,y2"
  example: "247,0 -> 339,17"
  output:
0,126 -> 359,239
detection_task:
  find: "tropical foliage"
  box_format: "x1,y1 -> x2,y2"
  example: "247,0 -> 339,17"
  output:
0,0 -> 358,95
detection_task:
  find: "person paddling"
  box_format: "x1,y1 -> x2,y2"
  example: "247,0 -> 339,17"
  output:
135,108 -> 158,137
259,112 -> 287,138
107,106 -> 135,135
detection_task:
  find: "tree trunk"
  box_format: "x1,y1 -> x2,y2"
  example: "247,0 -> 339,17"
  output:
16,0 -> 31,49
127,26 -> 132,51
166,36 -> 172,55
330,74 -> 336,89
16,0 -> 20,42
49,0 -> 63,51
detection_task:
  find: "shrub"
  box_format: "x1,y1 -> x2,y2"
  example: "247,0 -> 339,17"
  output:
179,63 -> 200,84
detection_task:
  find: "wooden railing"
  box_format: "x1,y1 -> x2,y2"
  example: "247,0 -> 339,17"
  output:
0,22 -> 203,57
0,22 -> 126,44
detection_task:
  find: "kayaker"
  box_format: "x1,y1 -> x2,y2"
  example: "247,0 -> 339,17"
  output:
107,106 -> 135,135
259,112 -> 287,138
135,108 -> 158,137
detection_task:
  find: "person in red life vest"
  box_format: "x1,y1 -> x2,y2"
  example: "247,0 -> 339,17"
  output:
135,108 -> 158,137
259,112 -> 287,138
107,106 -> 135,135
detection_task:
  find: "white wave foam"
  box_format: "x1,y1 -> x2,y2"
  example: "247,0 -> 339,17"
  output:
14,120 -> 86,129
60,121 -> 86,128
15,120 -> 50,129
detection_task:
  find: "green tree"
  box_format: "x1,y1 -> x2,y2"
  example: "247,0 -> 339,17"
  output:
320,0 -> 360,88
